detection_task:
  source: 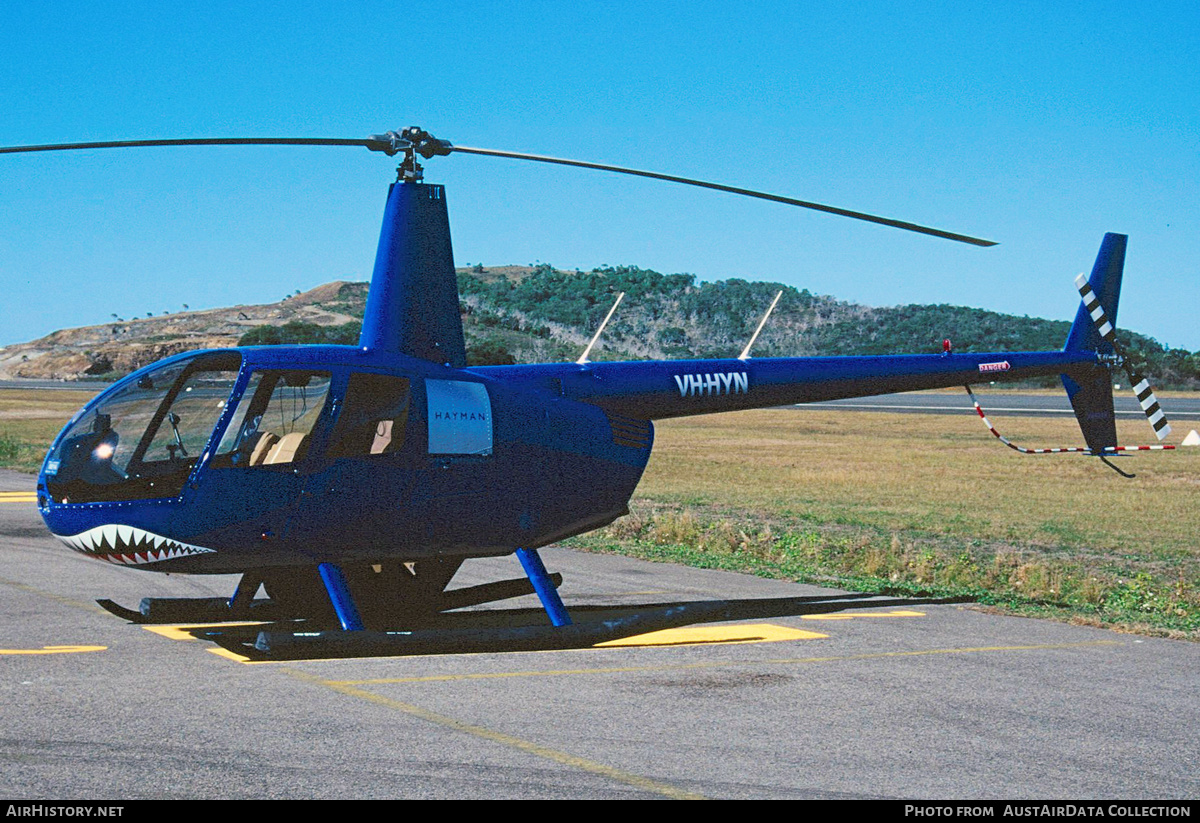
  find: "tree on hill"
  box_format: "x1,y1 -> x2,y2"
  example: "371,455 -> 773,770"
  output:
238,320 -> 362,346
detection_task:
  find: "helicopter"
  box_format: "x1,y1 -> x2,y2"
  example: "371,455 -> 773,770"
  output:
1,127 -> 1175,656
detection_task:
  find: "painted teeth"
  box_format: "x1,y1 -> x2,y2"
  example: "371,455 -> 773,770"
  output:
55,525 -> 215,565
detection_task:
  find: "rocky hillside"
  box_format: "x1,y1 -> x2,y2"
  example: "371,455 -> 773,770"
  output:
0,282 -> 361,380
3,264 -> 1196,387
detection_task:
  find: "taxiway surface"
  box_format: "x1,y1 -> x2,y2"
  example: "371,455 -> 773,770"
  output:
1,469 -> 1197,799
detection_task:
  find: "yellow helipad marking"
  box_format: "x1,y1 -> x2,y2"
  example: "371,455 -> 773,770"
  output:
802,609 -> 926,621
209,647 -> 258,663
0,644 -> 106,655
596,623 -> 826,647
193,622 -> 826,665
285,668 -> 705,800
141,624 -> 273,665
142,622 -> 265,641
0,493 -> 37,504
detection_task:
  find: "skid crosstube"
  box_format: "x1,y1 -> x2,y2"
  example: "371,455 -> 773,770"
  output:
94,557 -> 566,627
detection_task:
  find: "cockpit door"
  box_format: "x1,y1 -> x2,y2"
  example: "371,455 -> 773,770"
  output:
280,372 -> 422,558
184,369 -> 334,553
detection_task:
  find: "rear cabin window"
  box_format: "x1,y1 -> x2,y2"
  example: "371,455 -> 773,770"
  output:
326,373 -> 412,458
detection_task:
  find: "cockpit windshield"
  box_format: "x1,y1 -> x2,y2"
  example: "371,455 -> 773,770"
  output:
44,353 -> 242,503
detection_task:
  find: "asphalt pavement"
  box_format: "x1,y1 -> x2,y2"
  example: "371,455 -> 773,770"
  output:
2,468 -> 1197,799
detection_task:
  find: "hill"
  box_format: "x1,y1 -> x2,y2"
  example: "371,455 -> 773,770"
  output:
2,264 -> 1197,388
0,282 -> 362,380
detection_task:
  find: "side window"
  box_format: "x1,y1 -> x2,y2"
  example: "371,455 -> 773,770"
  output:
327,373 -> 412,458
214,371 -> 332,467
214,372 -> 265,458
426,380 -> 493,456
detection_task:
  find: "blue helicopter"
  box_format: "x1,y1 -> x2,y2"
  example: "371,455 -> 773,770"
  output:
1,128 -> 1171,655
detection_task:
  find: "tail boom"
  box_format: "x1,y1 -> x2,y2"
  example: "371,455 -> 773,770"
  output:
477,350 -> 1098,421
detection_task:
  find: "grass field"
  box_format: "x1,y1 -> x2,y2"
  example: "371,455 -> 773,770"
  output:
567,405 -> 1200,637
3,388 -> 1198,637
0,389 -> 95,473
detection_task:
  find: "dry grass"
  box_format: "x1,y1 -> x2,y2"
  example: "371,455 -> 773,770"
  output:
638,406 -> 1200,559
0,389 -> 97,473
572,403 -> 1200,636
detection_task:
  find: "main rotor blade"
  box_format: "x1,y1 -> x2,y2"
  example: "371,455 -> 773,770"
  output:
0,137 -> 378,154
0,132 -> 997,246
451,145 -> 997,247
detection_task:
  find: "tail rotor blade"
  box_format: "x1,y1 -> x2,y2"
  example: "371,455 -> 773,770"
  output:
1074,272 -> 1119,347
1131,373 -> 1172,441
1073,272 -> 1171,440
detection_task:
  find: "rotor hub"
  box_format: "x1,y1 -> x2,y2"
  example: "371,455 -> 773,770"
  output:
366,127 -> 453,182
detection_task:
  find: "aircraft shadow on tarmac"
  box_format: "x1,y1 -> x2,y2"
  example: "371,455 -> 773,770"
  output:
125,592 -> 969,662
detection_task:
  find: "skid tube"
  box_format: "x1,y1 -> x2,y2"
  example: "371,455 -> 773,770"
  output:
95,569 -> 567,627
254,600 -> 728,656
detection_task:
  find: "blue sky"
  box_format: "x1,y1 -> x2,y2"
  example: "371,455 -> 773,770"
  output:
2,2 -> 1197,351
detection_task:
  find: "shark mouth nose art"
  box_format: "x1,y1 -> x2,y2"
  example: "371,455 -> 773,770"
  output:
56,525 -> 215,565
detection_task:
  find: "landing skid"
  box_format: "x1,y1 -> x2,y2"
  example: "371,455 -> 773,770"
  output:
101,547 -> 970,659
96,596 -> 288,624
95,551 -> 566,630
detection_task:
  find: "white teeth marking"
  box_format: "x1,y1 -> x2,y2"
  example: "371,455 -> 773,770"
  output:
55,525 -> 215,564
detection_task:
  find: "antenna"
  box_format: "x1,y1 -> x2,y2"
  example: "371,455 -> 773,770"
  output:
739,290 -> 783,360
577,292 -> 625,365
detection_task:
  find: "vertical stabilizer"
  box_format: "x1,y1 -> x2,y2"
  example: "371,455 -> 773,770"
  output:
359,182 -> 467,367
1064,233 -> 1126,355
1061,233 -> 1127,452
